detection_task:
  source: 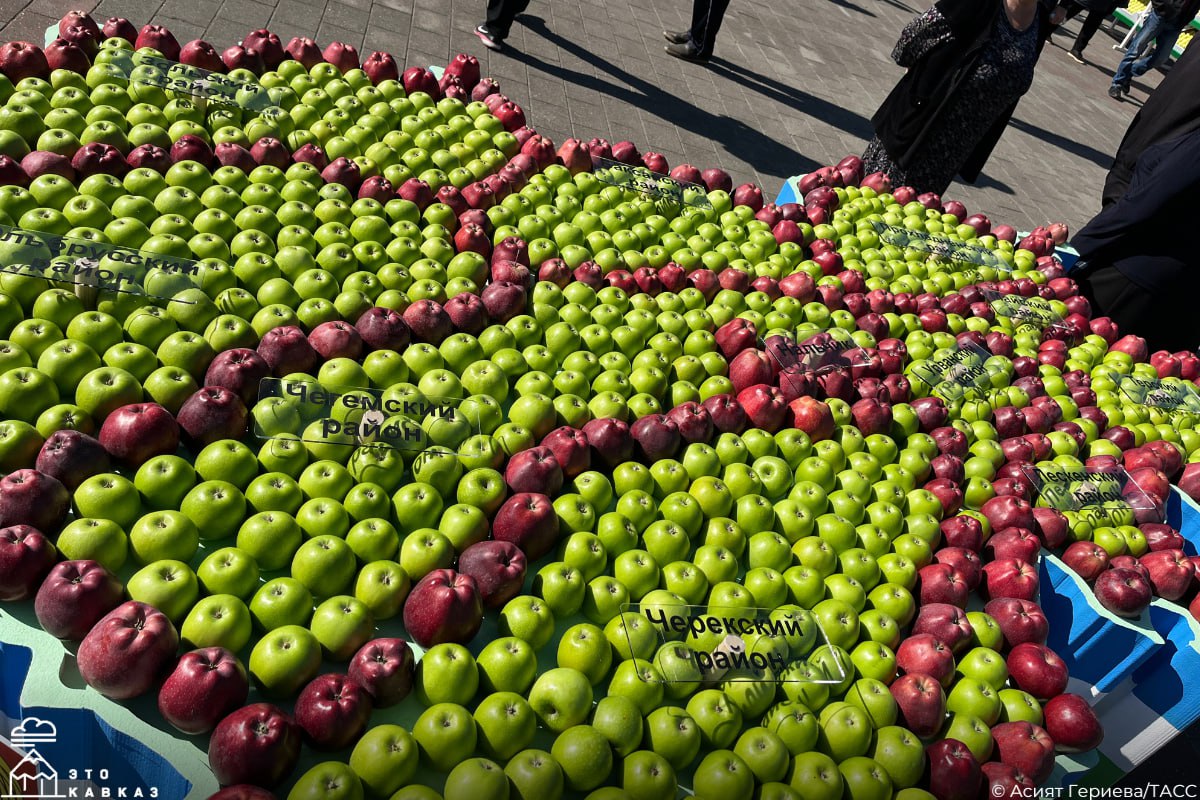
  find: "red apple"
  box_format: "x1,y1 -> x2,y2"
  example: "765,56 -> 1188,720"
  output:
98,402 -> 181,467
402,569 -> 483,648
294,673 -> 370,750
924,738 -> 981,800
991,721 -> 1056,782
492,492 -> 558,561
209,703 -> 301,788
348,637 -> 415,707
1006,642 -> 1068,700
457,540 -> 527,609
1043,693 -> 1103,752
1094,566 -> 1153,618
890,672 -> 947,738
158,647 -> 250,734
34,559 -> 123,640
0,469 -> 70,532
77,601 -> 180,700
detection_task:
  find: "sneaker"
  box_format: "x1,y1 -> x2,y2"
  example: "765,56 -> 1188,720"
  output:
665,41 -> 709,63
1107,84 -> 1123,99
1122,83 -> 1131,95
1068,49 -> 1085,64
663,30 -> 690,44
474,25 -> 502,51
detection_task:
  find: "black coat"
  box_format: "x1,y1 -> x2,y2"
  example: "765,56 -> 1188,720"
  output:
871,0 -> 1056,183
1103,41 -> 1200,205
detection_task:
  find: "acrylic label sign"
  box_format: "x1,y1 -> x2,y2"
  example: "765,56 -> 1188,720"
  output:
870,221 -> 1004,268
1118,376 -> 1200,415
908,341 -> 992,401
253,377 -> 482,456
105,50 -> 285,118
762,328 -> 871,376
617,602 -> 849,685
591,157 -> 711,209
982,289 -> 1064,330
1023,463 -> 1161,527
0,225 -> 207,303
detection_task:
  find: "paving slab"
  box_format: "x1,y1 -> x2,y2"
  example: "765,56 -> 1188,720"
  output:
0,0 -> 1166,231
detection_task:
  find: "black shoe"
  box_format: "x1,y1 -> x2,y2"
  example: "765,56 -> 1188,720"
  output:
1122,82 -> 1131,95
663,30 -> 690,44
474,25 -> 502,51
1107,84 -> 1123,99
665,42 -> 709,63
1068,48 -> 1085,64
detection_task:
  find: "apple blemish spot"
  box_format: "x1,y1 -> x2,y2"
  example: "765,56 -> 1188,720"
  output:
619,602 -> 850,685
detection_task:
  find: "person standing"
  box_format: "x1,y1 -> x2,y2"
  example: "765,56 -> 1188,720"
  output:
1071,127 -> 1200,352
861,0 -> 1062,195
1108,0 -> 1200,98
663,0 -> 733,63
1104,40 -> 1200,202
1066,0 -> 1124,62
474,0 -> 533,51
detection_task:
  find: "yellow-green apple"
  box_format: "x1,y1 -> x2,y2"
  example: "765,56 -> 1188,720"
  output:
473,691 -> 537,761
157,646 -> 249,734
349,724 -> 418,797
412,702 -> 477,772
590,694 -> 644,759
528,667 -> 593,733
34,559 -> 122,640
310,595 -> 374,660
551,724 -> 612,792
248,624 -> 321,698
208,702 -> 302,788
76,600 -> 179,699
869,725 -> 925,789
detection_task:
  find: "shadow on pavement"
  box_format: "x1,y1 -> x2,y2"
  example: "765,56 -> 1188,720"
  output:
511,15 -> 874,177
1009,117 -> 1118,168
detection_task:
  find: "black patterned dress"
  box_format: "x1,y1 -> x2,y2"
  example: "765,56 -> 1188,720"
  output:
862,6 -> 1040,195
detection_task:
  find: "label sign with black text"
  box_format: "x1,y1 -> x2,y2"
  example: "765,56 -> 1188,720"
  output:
909,341 -> 992,401
592,157 -> 712,208
1023,463 -> 1161,527
982,289 -> 1064,331
1119,376 -> 1200,416
618,602 -> 849,685
0,225 -> 207,303
870,221 -> 1005,268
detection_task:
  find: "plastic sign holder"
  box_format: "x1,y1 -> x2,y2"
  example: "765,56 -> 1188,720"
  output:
981,289 -> 1066,332
909,340 -> 992,402
1023,463 -> 1164,528
1118,375 -> 1200,417
102,49 -> 286,119
253,377 -> 482,458
869,220 -> 1005,268
618,602 -> 850,685
0,225 -> 208,303
591,157 -> 711,209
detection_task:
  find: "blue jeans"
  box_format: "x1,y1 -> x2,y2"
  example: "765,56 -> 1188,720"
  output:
1111,8 -> 1181,88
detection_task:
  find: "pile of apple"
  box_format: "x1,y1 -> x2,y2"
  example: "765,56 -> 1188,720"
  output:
5,11 -> 1200,800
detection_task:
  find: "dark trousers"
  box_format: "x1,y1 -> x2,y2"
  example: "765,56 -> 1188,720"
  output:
1071,0 -> 1122,53
688,0 -> 733,57
486,0 -> 532,38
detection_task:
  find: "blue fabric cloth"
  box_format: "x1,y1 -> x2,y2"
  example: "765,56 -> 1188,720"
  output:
1111,7 -> 1182,88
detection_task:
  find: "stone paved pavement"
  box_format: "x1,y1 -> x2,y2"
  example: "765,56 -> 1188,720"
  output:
0,0 -> 1167,235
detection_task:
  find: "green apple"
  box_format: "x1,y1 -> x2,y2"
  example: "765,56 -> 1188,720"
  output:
349,725 -> 418,797
292,535 -> 357,599
504,749 -> 564,800
126,559 -> 199,623
692,750 -> 754,800
353,559 -> 409,620
786,751 -> 843,800
129,510 -> 200,565
55,517 -> 128,572
528,667 -> 593,733
763,701 -> 819,756
550,724 -> 612,793
250,577 -> 314,630
180,593 -> 253,652
287,762 -> 362,800
556,622 -> 613,686
473,691 -> 537,761
687,689 -> 743,750
196,546 -> 260,599
74,472 -> 143,531
248,624 -> 322,698
180,480 -> 246,541
498,594 -> 556,650
310,594 -> 374,659
412,702 -> 477,773
475,635 -> 537,695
